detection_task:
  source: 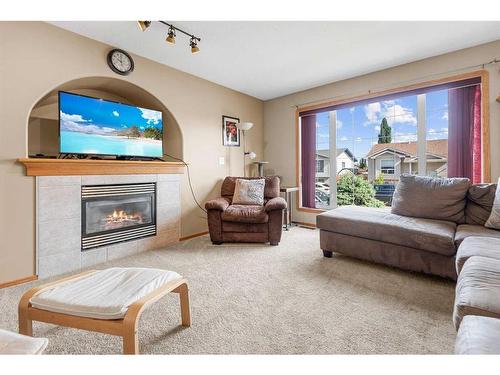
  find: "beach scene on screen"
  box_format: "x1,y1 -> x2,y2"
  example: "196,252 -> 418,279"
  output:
59,92 -> 163,157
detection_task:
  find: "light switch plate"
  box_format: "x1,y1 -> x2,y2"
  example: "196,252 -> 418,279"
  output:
219,157 -> 225,165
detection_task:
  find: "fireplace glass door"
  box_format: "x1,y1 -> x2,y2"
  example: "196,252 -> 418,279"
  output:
84,195 -> 154,236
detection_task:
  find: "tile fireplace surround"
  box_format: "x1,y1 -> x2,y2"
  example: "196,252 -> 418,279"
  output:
36,174 -> 181,278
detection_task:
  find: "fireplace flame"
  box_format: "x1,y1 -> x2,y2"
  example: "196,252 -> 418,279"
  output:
106,209 -> 143,225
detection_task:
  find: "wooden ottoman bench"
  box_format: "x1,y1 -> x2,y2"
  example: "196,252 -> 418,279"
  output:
18,267 -> 191,354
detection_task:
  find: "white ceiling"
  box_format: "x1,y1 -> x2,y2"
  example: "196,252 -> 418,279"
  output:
50,21 -> 500,100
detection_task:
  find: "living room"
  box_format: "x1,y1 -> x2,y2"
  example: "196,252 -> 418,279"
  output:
2,1 -> 500,373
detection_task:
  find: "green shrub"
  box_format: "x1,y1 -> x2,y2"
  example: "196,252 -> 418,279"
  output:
337,174 -> 385,208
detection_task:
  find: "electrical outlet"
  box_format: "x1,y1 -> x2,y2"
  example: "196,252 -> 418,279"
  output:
219,157 -> 225,165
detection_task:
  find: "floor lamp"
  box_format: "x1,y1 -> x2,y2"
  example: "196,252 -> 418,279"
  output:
236,122 -> 256,176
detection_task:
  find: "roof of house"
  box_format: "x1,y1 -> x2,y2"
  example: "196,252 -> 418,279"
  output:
366,139 -> 448,159
316,148 -> 355,160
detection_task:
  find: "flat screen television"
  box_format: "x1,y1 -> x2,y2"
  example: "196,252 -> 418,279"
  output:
59,91 -> 163,158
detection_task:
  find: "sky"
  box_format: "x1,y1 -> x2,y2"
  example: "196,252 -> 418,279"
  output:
315,89 -> 449,160
59,92 -> 163,135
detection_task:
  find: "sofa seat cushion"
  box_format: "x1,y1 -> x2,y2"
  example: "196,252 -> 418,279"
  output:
30,267 -> 182,320
455,315 -> 500,354
454,224 -> 500,246
0,329 -> 48,354
453,256 -> 500,329
316,205 -> 457,256
221,204 -> 269,224
456,236 -> 500,275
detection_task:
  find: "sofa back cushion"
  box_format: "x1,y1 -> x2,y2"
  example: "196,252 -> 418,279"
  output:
465,183 -> 497,225
221,176 -> 280,199
391,174 -> 470,223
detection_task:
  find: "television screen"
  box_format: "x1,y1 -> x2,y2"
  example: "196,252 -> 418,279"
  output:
59,91 -> 163,158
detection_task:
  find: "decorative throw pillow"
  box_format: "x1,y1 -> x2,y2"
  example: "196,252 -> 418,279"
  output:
391,174 -> 470,223
465,183 -> 497,225
485,179 -> 500,230
232,178 -> 265,206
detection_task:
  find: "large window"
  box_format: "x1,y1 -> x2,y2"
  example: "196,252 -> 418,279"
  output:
299,76 -> 484,210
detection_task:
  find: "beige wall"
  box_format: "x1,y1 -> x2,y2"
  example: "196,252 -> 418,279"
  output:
263,40 -> 500,225
0,22 -> 263,284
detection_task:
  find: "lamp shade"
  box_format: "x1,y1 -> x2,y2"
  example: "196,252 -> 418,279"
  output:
236,122 -> 253,131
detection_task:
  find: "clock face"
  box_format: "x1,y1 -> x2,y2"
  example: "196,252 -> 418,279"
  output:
107,49 -> 134,75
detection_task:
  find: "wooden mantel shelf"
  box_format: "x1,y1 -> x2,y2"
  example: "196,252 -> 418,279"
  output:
18,158 -> 185,176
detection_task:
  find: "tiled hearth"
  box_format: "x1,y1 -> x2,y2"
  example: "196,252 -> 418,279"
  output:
36,174 -> 181,278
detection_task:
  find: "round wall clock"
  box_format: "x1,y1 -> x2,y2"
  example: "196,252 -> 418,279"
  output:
107,48 -> 134,76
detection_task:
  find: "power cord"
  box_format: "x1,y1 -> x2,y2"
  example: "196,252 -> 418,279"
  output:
164,153 -> 207,214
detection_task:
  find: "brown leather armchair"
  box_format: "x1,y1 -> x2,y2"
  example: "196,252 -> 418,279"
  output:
205,176 -> 287,245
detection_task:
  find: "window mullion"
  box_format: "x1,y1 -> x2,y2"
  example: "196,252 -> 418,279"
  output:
417,94 -> 427,176
329,111 -> 337,208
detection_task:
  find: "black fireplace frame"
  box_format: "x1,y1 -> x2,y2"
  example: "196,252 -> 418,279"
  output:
81,182 -> 157,250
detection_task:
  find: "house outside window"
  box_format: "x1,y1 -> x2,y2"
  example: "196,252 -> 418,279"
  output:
380,159 -> 395,175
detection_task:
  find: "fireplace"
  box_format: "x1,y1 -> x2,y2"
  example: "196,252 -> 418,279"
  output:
81,183 -> 157,250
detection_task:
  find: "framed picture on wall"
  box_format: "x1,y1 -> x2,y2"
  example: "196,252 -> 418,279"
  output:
222,115 -> 240,147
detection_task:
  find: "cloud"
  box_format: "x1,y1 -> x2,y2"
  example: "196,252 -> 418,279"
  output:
426,127 -> 448,140
339,136 -> 349,142
113,111 -> 120,117
60,111 -> 91,123
364,103 -> 381,124
349,107 -> 355,113
336,120 -> 342,129
442,111 -> 448,121
374,125 -> 381,132
363,101 -> 417,127
393,132 -> 417,142
61,120 -> 115,135
139,108 -> 162,125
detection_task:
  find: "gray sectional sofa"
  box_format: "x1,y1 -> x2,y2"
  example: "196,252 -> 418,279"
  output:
317,175 -> 499,280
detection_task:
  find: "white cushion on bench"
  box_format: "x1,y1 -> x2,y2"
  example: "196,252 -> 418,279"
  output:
0,329 -> 48,354
30,267 -> 182,320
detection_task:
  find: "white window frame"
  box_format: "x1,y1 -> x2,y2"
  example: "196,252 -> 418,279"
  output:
316,159 -> 325,173
380,158 -> 395,175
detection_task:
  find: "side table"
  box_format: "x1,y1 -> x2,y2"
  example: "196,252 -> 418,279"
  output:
280,186 -> 299,230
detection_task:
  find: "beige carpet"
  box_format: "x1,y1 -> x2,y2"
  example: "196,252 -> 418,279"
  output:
0,227 -> 456,354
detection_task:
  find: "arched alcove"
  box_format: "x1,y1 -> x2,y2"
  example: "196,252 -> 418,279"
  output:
27,76 -> 183,160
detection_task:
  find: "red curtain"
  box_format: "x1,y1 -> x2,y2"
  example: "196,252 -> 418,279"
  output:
301,114 -> 316,208
448,84 -> 482,183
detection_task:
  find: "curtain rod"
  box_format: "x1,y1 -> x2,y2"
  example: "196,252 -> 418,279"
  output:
292,58 -> 499,109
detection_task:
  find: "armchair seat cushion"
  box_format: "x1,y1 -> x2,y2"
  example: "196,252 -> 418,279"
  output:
221,205 -> 269,224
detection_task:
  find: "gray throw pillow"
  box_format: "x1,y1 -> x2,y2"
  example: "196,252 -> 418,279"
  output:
391,174 -> 470,223
485,179 -> 500,230
465,183 -> 497,225
232,178 -> 265,206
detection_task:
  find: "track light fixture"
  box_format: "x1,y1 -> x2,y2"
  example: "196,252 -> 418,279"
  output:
190,37 -> 200,54
137,21 -> 201,54
166,26 -> 176,44
137,21 -> 151,32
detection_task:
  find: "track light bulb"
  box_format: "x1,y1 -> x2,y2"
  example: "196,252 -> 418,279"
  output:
166,27 -> 176,44
190,38 -> 200,54
137,21 -> 151,32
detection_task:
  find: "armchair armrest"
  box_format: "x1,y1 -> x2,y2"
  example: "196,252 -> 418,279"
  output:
205,197 -> 230,211
265,197 -> 287,212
